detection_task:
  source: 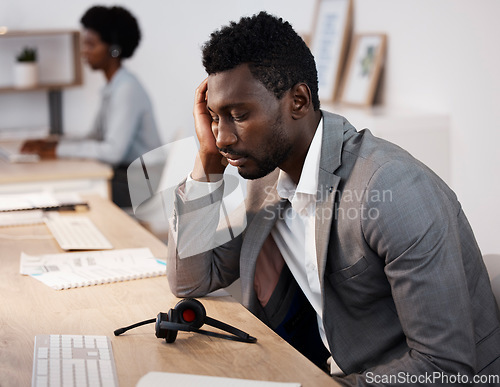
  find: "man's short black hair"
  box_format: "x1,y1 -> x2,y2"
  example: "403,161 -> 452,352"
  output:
80,5 -> 141,59
202,11 -> 320,111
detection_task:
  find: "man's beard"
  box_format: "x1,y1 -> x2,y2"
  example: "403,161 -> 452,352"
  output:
219,114 -> 292,180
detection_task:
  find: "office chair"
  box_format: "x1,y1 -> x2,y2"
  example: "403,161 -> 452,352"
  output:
483,254 -> 500,310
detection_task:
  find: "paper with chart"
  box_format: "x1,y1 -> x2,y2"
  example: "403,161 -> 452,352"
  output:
20,247 -> 166,290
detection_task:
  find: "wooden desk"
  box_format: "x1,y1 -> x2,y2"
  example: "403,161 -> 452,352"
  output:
0,196 -> 338,387
0,157 -> 113,199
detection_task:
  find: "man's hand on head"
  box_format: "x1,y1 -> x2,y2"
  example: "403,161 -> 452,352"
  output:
192,78 -> 226,182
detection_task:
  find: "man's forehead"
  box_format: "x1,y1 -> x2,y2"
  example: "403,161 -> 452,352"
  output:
207,65 -> 255,90
206,65 -> 274,107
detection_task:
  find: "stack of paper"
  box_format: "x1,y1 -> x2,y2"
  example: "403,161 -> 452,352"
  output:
0,191 -> 84,212
20,248 -> 166,290
0,209 -> 45,226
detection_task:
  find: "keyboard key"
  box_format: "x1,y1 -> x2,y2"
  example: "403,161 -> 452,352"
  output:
62,347 -> 72,359
35,375 -> 48,387
99,349 -> 110,360
37,347 -> 48,359
37,359 -> 48,375
73,336 -> 84,348
85,336 -> 95,348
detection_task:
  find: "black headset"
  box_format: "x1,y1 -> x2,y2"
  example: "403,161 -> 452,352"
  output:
108,29 -> 122,58
114,298 -> 257,344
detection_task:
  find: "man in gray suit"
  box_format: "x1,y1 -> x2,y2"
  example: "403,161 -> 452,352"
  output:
166,12 -> 500,386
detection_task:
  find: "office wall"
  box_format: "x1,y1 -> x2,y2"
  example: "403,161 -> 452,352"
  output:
1,0 -> 499,254
353,0 -> 500,255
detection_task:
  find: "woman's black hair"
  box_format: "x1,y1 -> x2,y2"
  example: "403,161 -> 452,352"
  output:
81,5 -> 141,59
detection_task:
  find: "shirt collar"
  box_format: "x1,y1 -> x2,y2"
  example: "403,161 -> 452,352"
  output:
102,66 -> 126,96
276,117 -> 323,216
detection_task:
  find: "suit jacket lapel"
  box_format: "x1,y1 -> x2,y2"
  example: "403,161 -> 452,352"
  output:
315,111 -> 345,290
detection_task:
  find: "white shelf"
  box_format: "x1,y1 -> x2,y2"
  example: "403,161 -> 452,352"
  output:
0,29 -> 82,91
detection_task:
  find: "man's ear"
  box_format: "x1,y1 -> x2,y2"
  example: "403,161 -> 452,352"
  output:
290,83 -> 313,120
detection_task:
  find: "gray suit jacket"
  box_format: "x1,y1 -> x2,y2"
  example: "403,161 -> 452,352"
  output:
167,111 -> 500,386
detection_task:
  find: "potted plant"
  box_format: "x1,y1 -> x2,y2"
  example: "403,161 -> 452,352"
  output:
14,47 -> 38,89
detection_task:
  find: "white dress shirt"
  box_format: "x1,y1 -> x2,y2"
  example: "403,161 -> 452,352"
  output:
271,118 -> 342,375
272,118 -> 324,340
57,67 -> 161,167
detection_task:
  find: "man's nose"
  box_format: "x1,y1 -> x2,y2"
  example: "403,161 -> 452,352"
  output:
214,119 -> 237,149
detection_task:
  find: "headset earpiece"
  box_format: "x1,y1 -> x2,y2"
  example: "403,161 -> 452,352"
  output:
155,311 -> 178,343
165,309 -> 179,343
109,44 -> 122,58
155,300 -> 206,343
154,312 -> 167,338
174,298 -> 206,328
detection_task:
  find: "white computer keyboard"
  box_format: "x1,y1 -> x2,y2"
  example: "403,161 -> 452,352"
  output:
32,334 -> 119,387
44,214 -> 113,251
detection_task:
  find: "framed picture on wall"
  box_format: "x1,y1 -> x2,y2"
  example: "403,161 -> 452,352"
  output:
309,0 -> 353,102
339,33 -> 387,107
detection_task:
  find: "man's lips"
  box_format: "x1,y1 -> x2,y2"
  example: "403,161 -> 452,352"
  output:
220,152 -> 248,167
